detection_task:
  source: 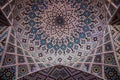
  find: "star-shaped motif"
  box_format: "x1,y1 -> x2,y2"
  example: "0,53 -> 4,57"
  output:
41,2 -> 78,39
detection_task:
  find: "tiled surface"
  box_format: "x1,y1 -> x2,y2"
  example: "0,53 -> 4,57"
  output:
0,0 -> 120,80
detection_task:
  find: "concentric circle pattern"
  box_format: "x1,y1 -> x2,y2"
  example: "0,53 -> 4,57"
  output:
14,0 -> 106,65
1,0 -> 120,80
41,2 -> 78,39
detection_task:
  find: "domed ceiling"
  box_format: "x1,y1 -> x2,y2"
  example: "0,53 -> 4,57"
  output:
0,0 -> 120,80
14,0 -> 106,65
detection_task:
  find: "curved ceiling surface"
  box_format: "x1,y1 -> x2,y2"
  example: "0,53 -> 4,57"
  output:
0,0 -> 120,80
13,0 -> 106,65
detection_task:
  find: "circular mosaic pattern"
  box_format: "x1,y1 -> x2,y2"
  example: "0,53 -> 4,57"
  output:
92,65 -> 101,73
14,0 -> 106,64
41,2 -> 78,39
1,0 -> 120,80
0,66 -> 16,80
3,54 -> 16,66
18,65 -> 28,77
104,66 -> 120,80
104,53 -> 117,65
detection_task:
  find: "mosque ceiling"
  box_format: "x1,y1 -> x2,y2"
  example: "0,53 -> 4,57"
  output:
0,0 -> 120,80
14,0 -> 106,66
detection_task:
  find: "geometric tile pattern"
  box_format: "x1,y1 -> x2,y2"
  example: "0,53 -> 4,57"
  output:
0,28 -> 9,65
18,65 -> 103,80
0,0 -> 15,25
13,0 -> 106,66
110,25 -> 120,66
0,66 -> 16,80
2,53 -> 16,66
18,65 -> 29,77
68,25 -> 120,79
0,0 -> 120,80
104,66 -> 120,80
105,0 -> 120,21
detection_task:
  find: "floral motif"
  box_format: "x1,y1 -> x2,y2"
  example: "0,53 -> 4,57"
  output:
42,2 -> 78,39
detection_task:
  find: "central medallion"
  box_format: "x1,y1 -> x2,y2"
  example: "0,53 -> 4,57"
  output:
55,16 -> 65,26
41,1 -> 78,39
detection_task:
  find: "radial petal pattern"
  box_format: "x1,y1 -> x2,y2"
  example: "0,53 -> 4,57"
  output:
0,0 -> 120,80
